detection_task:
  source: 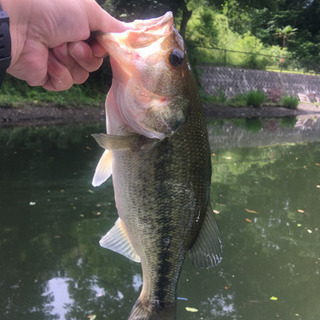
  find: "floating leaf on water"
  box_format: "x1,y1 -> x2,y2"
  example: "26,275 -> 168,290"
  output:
245,218 -> 253,223
245,209 -> 258,214
269,296 -> 278,301
186,307 -> 198,313
216,203 -> 226,207
29,201 -> 36,206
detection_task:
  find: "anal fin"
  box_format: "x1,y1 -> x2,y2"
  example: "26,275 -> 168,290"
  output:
189,203 -> 222,268
100,218 -> 141,263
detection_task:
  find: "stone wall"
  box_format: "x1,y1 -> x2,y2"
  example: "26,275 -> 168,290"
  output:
199,66 -> 320,99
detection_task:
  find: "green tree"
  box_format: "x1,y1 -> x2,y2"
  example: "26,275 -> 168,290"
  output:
274,25 -> 298,49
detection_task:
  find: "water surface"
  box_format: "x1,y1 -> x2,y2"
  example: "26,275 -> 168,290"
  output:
0,118 -> 319,320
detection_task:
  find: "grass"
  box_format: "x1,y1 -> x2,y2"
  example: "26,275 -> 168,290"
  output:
201,89 -> 305,111
281,95 -> 299,109
0,75 -> 106,108
202,90 -> 267,108
266,67 -> 320,76
246,90 -> 266,107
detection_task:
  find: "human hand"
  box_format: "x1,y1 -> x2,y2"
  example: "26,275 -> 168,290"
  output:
2,0 -> 128,91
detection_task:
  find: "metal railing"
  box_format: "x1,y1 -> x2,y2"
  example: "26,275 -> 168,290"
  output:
189,45 -> 320,75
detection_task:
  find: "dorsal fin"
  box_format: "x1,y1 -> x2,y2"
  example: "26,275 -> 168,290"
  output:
100,218 -> 141,263
189,203 -> 222,268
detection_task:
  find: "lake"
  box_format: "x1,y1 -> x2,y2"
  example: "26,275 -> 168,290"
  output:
0,116 -> 319,320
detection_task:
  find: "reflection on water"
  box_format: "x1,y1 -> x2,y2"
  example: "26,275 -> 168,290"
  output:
1,117 -> 320,320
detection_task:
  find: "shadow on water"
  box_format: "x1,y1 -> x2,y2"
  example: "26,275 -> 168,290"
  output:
0,116 -> 320,320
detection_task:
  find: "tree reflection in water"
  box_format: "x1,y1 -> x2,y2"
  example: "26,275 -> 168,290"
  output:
0,118 -> 320,319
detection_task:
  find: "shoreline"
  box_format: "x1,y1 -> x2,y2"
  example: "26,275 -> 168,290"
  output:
0,103 -> 106,128
203,103 -> 320,119
1,102 -> 320,128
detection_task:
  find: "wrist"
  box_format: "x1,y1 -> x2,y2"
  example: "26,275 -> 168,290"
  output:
1,0 -> 29,76
0,2 -> 11,85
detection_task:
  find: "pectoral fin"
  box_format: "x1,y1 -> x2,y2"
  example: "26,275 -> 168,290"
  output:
92,133 -> 133,187
189,203 -> 222,268
99,218 -> 141,263
92,149 -> 112,187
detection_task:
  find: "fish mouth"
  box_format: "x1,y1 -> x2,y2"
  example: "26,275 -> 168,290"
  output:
129,11 -> 174,33
97,12 -> 187,139
95,12 -> 175,81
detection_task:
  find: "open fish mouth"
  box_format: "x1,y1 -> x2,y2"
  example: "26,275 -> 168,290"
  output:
95,11 -> 188,139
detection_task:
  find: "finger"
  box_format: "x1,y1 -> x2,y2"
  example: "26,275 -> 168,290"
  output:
69,41 -> 103,73
43,51 -> 74,91
91,40 -> 108,58
52,43 -> 89,84
87,2 -> 128,33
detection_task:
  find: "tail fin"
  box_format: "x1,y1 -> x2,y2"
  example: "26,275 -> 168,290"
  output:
128,298 -> 176,320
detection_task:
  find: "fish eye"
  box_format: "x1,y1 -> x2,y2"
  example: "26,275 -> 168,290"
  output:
168,49 -> 184,67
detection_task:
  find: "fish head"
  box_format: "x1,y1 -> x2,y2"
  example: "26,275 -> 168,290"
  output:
97,12 -> 195,139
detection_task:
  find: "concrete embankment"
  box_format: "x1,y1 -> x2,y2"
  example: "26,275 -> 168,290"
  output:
199,66 -> 320,98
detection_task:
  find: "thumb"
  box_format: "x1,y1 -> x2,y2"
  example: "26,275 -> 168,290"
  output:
87,2 -> 128,33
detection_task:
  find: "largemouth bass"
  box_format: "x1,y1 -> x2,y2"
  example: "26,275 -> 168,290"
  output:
92,12 -> 222,320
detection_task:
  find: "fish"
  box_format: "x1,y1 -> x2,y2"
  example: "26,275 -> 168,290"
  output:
92,11 -> 222,320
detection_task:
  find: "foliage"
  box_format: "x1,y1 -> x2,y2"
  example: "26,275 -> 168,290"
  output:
274,25 -> 298,49
1,75 -> 105,108
281,95 -> 299,109
4,0 -> 320,105
230,92 -> 249,106
184,6 -> 283,70
201,89 -> 270,108
246,90 -> 266,107
201,88 -> 227,104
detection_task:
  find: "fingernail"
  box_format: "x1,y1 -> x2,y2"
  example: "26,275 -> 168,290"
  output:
56,43 -> 68,57
69,42 -> 84,58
